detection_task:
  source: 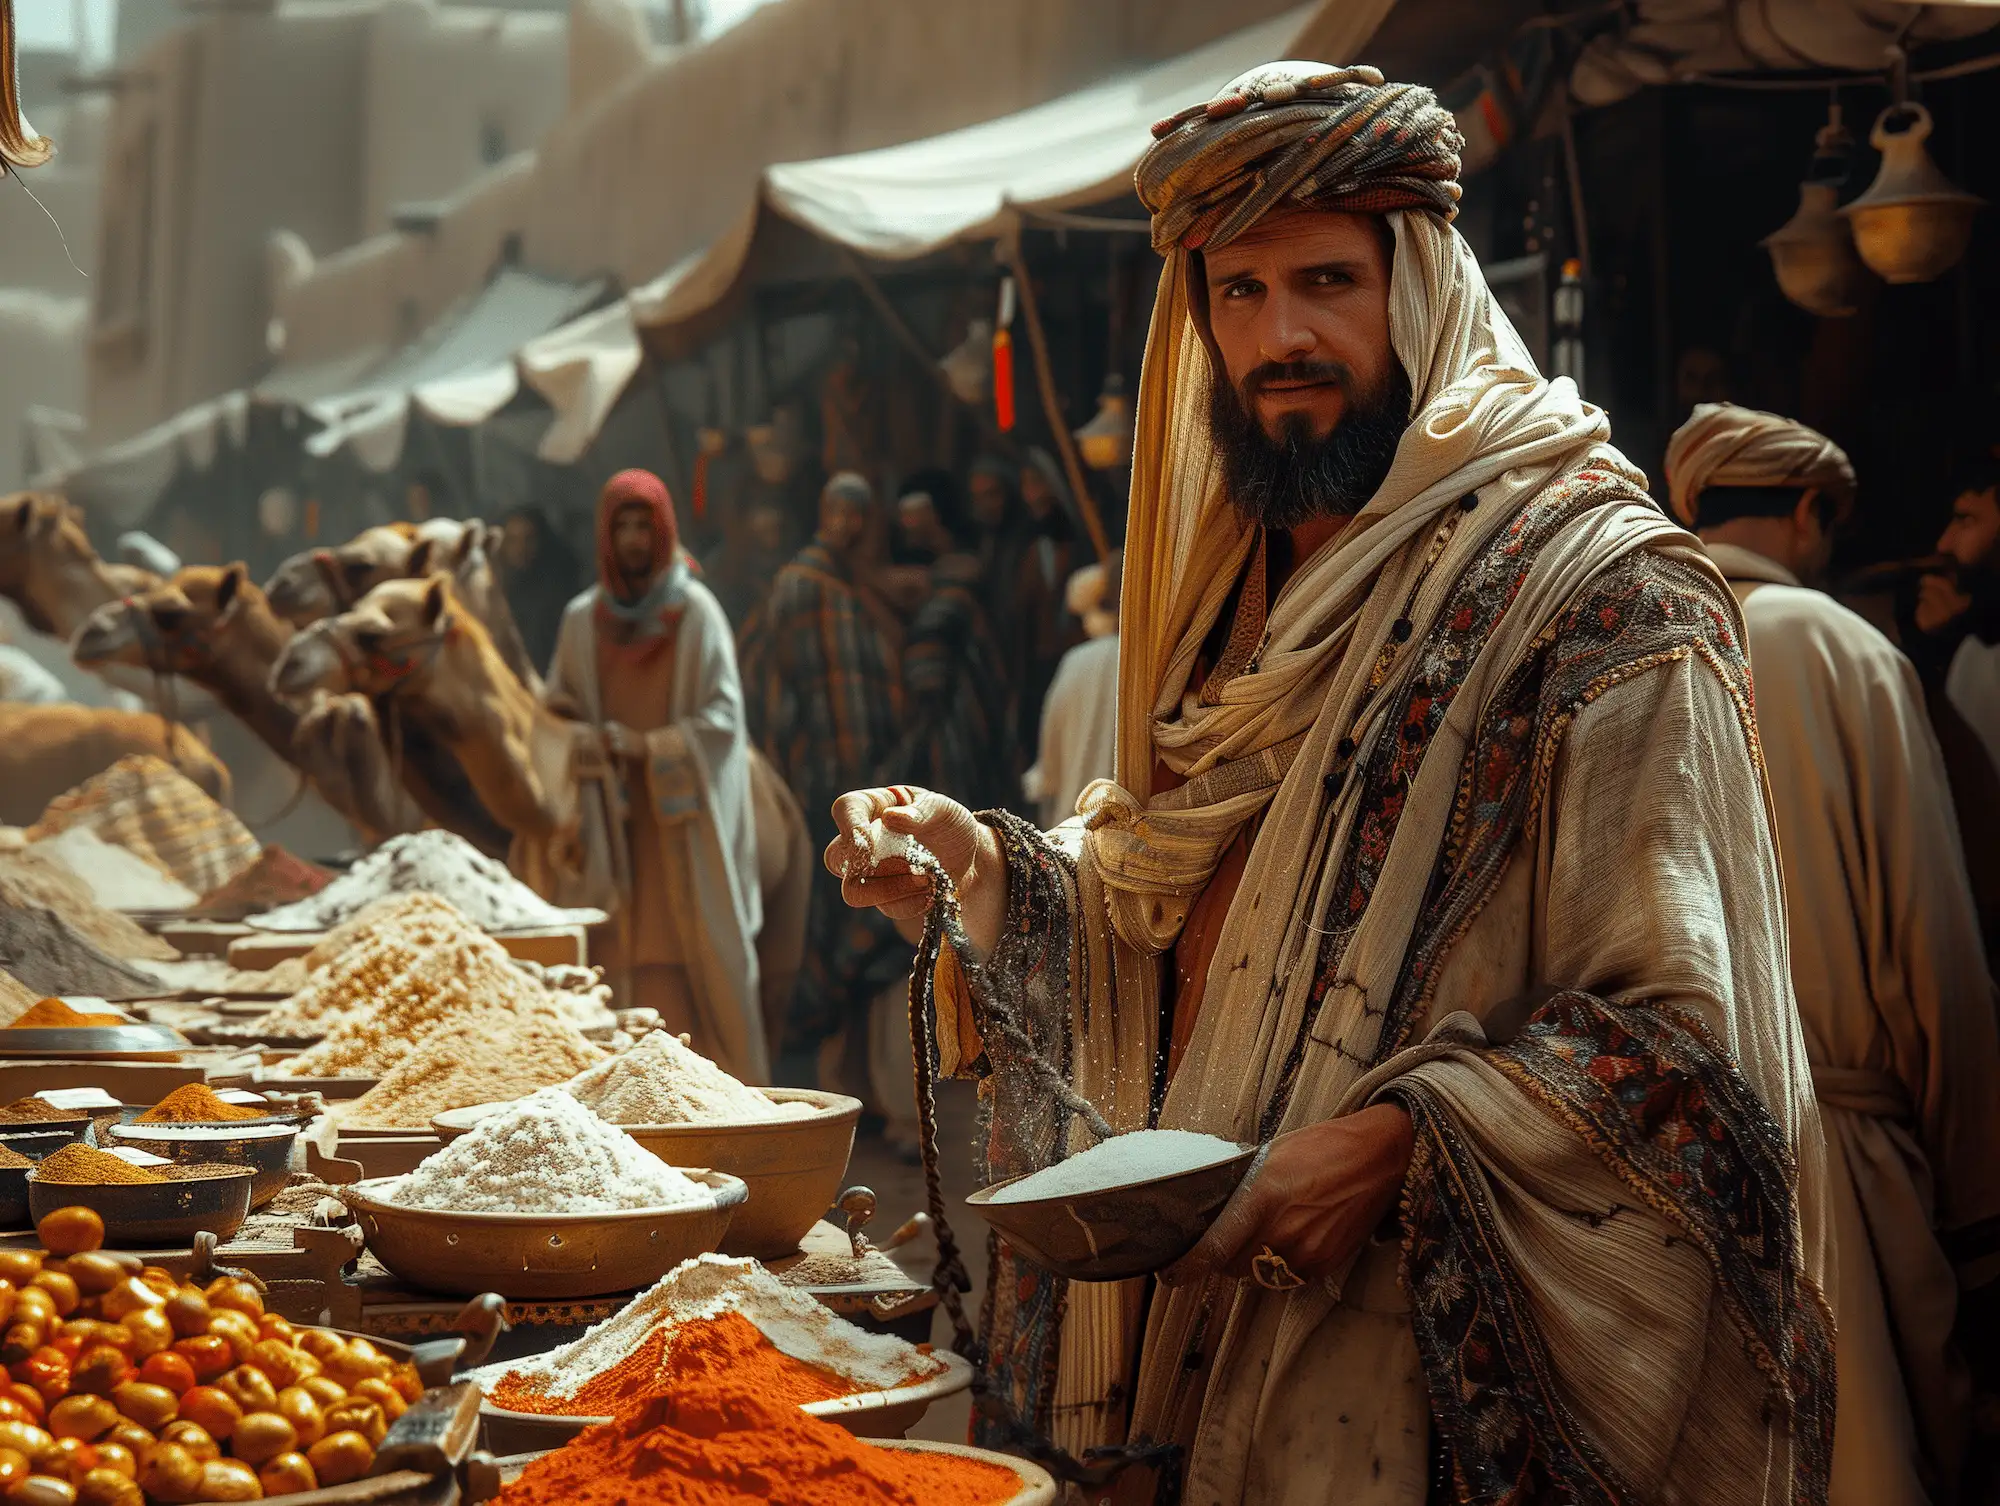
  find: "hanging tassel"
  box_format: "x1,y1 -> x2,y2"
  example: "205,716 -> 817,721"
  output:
993,275 -> 1018,433
691,448 -> 712,521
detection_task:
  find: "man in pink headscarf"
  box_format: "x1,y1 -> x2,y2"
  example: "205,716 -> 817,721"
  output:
547,469 -> 768,1080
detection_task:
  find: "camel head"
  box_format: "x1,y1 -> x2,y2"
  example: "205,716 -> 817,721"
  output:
0,492 -> 138,638
263,519 -> 460,626
74,563 -> 256,674
270,574 -> 457,701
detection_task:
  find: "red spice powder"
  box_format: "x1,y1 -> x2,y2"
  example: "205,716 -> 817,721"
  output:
191,845 -> 333,920
489,1311 -> 860,1418
495,1377 -> 1019,1506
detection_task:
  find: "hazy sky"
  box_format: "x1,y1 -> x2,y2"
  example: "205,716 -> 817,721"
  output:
14,0 -> 118,64
11,0 -> 780,62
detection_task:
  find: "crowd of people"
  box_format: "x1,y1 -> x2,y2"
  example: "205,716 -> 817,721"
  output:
448,58 -> 2000,1506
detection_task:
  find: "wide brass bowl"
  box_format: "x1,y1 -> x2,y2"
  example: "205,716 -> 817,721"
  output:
29,1165 -> 254,1245
0,1025 -> 189,1061
491,1433 -> 1055,1504
105,1121 -> 298,1208
966,1144 -> 1259,1282
475,1348 -> 974,1454
341,1171 -> 747,1299
434,1088 -> 860,1259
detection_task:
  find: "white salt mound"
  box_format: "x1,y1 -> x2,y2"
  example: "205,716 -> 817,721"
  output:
247,830 -> 597,933
34,827 -> 197,912
383,1087 -> 710,1214
564,1029 -> 815,1125
986,1129 -> 1245,1204
466,1254 -> 942,1402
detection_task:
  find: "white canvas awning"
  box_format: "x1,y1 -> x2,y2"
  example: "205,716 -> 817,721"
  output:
626,3 -> 1397,335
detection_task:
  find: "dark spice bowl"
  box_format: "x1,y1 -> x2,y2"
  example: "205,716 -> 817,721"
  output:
0,1125 -> 89,1159
0,1161 -> 28,1230
965,1144 -> 1259,1282
104,1122 -> 297,1208
28,1165 -> 253,1246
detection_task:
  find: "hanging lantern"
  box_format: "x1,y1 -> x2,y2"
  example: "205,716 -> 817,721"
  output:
1841,103 -> 1984,284
1762,108 -> 1871,318
939,318 -> 992,406
1074,374 -> 1133,471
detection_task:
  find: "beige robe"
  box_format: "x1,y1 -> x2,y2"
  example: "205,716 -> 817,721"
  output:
1712,541 -> 2000,1506
547,579 -> 767,1082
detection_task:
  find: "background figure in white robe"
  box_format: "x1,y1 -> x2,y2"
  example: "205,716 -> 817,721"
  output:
547,469 -> 766,1082
1672,403 -> 2000,1506
1021,551 -> 1121,829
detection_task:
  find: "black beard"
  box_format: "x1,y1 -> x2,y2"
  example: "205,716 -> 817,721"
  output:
1208,359 -> 1412,528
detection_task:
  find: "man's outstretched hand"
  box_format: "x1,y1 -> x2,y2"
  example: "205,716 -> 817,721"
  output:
1162,1103 -> 1416,1287
825,787 -> 1008,953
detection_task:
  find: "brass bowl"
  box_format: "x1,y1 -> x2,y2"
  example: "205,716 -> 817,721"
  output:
0,1125 -> 89,1158
434,1088 -> 860,1260
29,1165 -> 253,1245
105,1122 -> 297,1208
966,1144 -> 1258,1282
476,1348 -> 974,1454
341,1171 -> 748,1299
491,1433 -> 1054,1503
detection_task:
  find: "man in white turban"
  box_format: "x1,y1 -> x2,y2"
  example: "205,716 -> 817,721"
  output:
829,62 -> 1831,1506
1670,403 -> 2000,1506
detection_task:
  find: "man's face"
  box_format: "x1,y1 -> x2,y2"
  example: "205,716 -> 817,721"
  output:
896,494 -> 945,557
819,492 -> 866,552
968,472 -> 1009,529
1202,209 -> 1410,527
611,506 -> 656,579
1203,209 -> 1397,444
748,506 -> 785,552
1938,487 -> 2000,572
1021,468 -> 1056,521
499,515 -> 536,570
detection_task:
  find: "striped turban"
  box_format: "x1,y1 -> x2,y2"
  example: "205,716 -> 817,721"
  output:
1136,62 -> 1463,254
1664,403 -> 1857,528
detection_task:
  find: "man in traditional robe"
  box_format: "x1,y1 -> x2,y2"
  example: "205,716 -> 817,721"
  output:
1913,457 -> 2000,779
546,469 -> 766,1080
1670,404 -> 2000,1506
1023,551 -> 1122,829
826,63 -> 1832,1505
740,472 -> 914,1085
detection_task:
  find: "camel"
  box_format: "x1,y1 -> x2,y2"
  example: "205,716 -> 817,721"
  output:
271,576 -> 812,1043
0,703 -> 229,827
264,518 -> 542,693
72,564 -> 425,844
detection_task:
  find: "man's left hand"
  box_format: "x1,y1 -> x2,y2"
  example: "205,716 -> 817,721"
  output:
1161,1103 -> 1415,1287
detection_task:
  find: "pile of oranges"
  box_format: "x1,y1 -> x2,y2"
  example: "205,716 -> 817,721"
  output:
0,1206 -> 422,1503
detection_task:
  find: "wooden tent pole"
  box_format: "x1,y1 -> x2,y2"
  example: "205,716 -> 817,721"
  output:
1000,224 -> 1110,561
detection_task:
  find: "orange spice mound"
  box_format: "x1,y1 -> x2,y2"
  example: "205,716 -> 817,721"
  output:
494,1317 -> 1017,1506
6,999 -> 125,1029
34,1143 -> 166,1185
0,1097 -> 81,1123
489,1312 -> 859,1419
136,1084 -> 265,1123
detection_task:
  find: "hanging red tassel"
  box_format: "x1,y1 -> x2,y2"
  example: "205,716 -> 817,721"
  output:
691,448 -> 713,520
993,327 -> 1016,432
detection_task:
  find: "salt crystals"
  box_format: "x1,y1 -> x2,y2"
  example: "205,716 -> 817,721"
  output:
467,1254 -> 942,1403
564,1030 -> 814,1126
34,826 -> 198,912
985,1129 -> 1245,1204
247,830 -> 598,933
380,1087 -> 710,1214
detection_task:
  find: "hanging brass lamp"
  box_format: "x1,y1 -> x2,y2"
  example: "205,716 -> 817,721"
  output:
1762,108 -> 1870,317
1842,103 -> 1984,284
1074,374 -> 1133,471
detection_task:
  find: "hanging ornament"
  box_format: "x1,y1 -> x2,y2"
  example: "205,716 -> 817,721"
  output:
1841,102 -> 1984,284
691,426 -> 727,520
939,318 -> 993,406
992,277 -> 1018,433
1073,374 -> 1133,471
1762,105 -> 1871,317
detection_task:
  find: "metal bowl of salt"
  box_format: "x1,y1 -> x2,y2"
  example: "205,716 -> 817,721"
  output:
966,1139 -> 1258,1283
